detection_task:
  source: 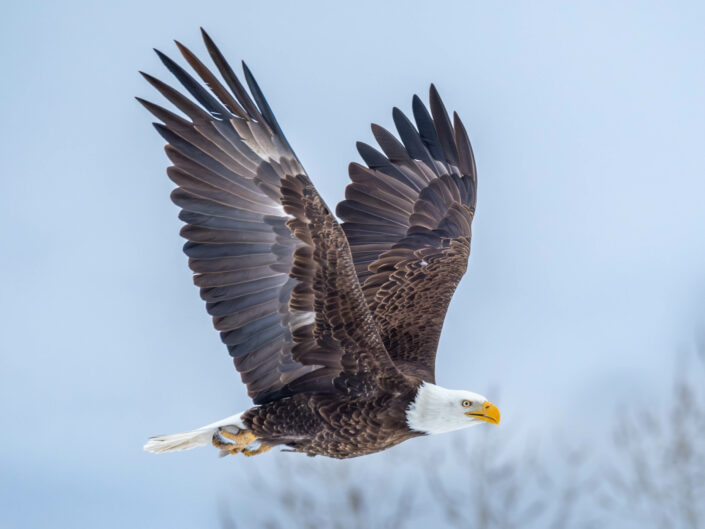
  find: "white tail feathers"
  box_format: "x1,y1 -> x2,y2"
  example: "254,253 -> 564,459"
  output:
144,412 -> 246,454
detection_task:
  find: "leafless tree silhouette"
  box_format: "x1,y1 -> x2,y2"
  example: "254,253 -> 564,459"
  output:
221,427 -> 591,528
221,449 -> 419,529
221,343 -> 705,529
597,344 -> 705,529
425,425 -> 597,529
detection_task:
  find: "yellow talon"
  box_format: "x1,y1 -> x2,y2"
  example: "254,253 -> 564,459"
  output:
219,428 -> 255,445
212,436 -> 234,451
243,443 -> 272,457
212,428 -> 259,456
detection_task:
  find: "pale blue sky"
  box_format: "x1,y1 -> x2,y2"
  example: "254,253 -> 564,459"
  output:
1,1 -> 704,527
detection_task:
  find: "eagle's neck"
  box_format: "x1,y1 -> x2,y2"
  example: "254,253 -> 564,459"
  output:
406,382 -> 473,435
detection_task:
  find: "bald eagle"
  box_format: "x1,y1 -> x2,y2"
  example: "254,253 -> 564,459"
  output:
141,29 -> 500,459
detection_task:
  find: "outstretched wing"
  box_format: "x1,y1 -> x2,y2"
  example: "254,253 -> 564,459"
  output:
140,30 -> 405,404
336,86 -> 477,382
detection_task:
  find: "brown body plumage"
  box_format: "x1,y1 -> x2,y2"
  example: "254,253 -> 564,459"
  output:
141,29 -> 486,459
244,390 -> 423,458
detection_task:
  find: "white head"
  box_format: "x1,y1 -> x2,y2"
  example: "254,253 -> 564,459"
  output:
406,382 -> 501,435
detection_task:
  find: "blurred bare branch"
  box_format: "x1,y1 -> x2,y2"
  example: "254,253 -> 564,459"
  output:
222,425 -> 593,529
597,345 -> 705,529
425,427 -> 594,529
224,450 -> 420,529
220,345 -> 704,529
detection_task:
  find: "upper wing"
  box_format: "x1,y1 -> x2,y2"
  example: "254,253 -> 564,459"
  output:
140,30 -> 405,404
336,86 -> 477,382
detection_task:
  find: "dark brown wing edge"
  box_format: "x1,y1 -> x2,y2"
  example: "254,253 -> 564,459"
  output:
139,30 -> 406,403
336,86 -> 477,382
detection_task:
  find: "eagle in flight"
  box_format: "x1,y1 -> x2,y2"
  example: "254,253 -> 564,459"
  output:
142,29 -> 500,459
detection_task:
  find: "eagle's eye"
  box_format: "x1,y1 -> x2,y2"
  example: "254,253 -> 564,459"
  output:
461,400 -> 472,407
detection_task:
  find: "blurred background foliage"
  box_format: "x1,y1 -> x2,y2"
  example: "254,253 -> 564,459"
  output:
221,344 -> 705,529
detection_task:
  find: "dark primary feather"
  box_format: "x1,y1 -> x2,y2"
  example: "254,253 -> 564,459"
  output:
200,28 -> 262,121
140,30 -> 407,404
412,94 -> 445,162
429,84 -> 460,165
241,61 -> 295,156
154,48 -> 230,120
337,86 -> 477,382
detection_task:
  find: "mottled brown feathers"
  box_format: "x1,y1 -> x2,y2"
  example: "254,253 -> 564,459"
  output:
243,391 -> 423,458
141,30 -> 477,457
140,30 -> 414,406
338,86 -> 477,383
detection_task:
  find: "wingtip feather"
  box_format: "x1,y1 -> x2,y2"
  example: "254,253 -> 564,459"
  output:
453,111 -> 476,177
153,48 -> 168,61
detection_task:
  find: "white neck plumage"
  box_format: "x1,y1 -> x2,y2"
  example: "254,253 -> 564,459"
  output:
406,382 -> 491,435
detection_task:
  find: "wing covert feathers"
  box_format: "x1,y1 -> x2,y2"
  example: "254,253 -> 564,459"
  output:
141,30 -> 405,404
337,85 -> 477,382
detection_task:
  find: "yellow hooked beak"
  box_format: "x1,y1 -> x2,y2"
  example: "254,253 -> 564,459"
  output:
465,401 -> 501,425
